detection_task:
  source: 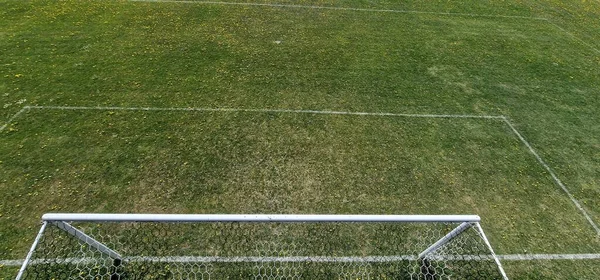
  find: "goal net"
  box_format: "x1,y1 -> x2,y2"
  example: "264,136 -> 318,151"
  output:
17,214 -> 508,279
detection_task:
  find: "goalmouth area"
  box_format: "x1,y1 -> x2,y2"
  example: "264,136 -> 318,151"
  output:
1,0 -> 600,278
17,213 -> 509,279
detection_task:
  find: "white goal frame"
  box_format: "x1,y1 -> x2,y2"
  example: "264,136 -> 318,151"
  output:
17,213 -> 508,279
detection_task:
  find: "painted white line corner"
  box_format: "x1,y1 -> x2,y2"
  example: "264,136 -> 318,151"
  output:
6,105 -> 598,237
0,106 -> 30,133
502,116 -> 600,236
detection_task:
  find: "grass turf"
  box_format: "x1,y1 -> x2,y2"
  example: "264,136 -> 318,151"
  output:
1,0 -> 599,278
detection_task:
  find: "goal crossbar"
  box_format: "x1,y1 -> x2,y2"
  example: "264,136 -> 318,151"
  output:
41,213 -> 481,223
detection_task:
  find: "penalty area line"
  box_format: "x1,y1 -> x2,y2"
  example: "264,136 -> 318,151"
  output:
26,105 -> 505,119
130,0 -> 547,20
6,105 -> 598,237
502,116 -> 600,236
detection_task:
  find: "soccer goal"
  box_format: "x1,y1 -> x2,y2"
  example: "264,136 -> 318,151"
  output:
17,213 -> 508,279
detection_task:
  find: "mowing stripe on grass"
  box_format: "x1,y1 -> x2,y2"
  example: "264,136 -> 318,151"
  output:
502,117 -> 600,236
130,0 -> 547,20
0,106 -> 30,133
3,254 -> 600,266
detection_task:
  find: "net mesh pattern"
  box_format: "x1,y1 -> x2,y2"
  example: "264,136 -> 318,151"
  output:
21,221 -> 503,279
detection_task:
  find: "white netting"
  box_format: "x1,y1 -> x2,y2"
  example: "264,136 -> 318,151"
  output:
20,220 -> 505,279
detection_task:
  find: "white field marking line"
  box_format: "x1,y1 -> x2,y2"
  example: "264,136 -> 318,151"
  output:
544,20 -> 600,55
141,0 -> 597,56
502,116 -> 600,236
7,106 -> 598,235
14,106 -> 600,232
130,0 -> 547,20
0,106 -> 29,133
3,254 -> 600,266
27,105 -> 505,119
139,0 -> 596,55
499,254 -> 600,261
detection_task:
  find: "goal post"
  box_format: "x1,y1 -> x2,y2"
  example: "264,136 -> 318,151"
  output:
17,213 -> 508,279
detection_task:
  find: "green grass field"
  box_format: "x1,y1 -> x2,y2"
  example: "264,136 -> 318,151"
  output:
1,0 -> 600,278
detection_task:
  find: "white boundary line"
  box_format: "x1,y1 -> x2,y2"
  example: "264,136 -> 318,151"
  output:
0,106 -> 29,133
545,20 -> 600,54
2,105 -> 598,235
133,0 -> 600,58
501,116 -> 600,236
25,105 -> 504,119
3,253 -> 600,266
130,0 -> 547,20
499,254 -> 600,261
